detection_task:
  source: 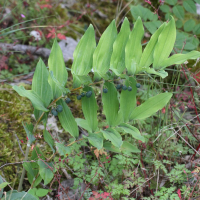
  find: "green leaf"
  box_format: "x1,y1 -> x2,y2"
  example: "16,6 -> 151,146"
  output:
184,19 -> 195,32
176,20 -> 183,28
172,5 -> 184,19
22,122 -> 35,144
139,23 -> 166,69
57,99 -> 79,138
194,0 -> 200,3
110,17 -> 130,75
125,17 -> 144,74
87,133 -> 103,150
159,51 -> 200,69
93,20 -> 117,76
72,75 -> 92,88
28,188 -> 39,200
13,86 -> 48,112
144,21 -> 162,34
48,39 -> 68,99
38,160 -> 55,185
0,176 -> 3,198
82,86 -> 98,132
183,0 -> 196,14
102,82 -> 119,127
165,12 -> 171,20
130,5 -> 144,20
119,123 -> 145,142
71,24 -> 96,76
153,16 -> 176,70
193,23 -> 200,35
32,175 -> 42,188
32,59 -> 52,107
101,128 -> 123,148
23,162 -> 36,180
44,130 -> 55,153
160,5 -> 170,13
75,118 -> 92,132
56,142 -> 71,156
120,141 -> 140,153
103,141 -> 121,153
1,190 -> 38,200
36,188 -> 49,197
146,68 -> 168,78
130,93 -> 172,120
119,77 -> 137,122
0,182 -> 10,189
165,0 -> 177,5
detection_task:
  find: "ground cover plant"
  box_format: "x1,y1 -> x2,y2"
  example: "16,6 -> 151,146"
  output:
1,1 -> 200,200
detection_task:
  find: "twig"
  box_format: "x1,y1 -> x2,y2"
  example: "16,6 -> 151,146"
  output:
14,134 -> 25,156
0,160 -> 35,170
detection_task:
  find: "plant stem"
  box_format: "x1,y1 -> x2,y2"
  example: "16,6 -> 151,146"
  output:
18,142 -> 30,192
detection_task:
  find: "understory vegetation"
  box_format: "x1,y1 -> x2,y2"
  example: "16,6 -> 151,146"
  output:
0,0 -> 200,200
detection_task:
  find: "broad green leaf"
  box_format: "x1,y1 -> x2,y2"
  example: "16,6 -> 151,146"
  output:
72,75 -> 92,88
32,176 -> 42,188
172,5 -> 184,19
82,86 -> 98,132
22,122 -> 35,144
130,93 -> 172,120
183,0 -> 196,14
194,0 -> 200,3
160,5 -> 170,13
153,16 -> 176,70
44,130 -> 55,153
176,20 -> 183,28
130,5 -> 144,20
93,20 -> 117,76
38,160 -> 55,185
184,19 -> 195,32
57,99 -> 79,138
103,141 -> 121,153
36,188 -> 49,197
146,68 -> 168,78
1,191 -> 37,200
159,51 -> 200,69
143,21 -> 162,34
32,59 -> 52,107
119,77 -> 137,122
23,162 -> 35,180
101,128 -> 123,148
71,25 -> 96,76
120,141 -> 140,153
193,23 -> 200,35
119,123 -> 145,142
165,0 -> 177,5
28,189 -> 39,200
48,39 -> 68,99
165,12 -> 171,20
75,118 -> 92,132
102,82 -> 119,127
110,17 -> 130,75
139,23 -> 166,69
87,133 -> 103,150
125,17 -> 144,74
49,71 -> 69,94
12,86 -> 48,112
55,142 -> 71,156
0,182 -> 10,189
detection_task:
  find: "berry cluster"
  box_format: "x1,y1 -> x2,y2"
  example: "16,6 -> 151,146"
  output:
77,90 -> 92,100
116,84 -> 132,91
51,105 -> 63,116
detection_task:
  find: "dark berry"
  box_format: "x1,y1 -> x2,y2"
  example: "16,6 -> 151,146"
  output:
136,83 -> 141,88
81,92 -> 85,97
77,95 -> 82,100
103,88 -> 108,93
116,84 -> 122,90
56,105 -> 63,112
51,108 -> 58,116
86,91 -> 92,98
128,86 -> 132,91
122,85 -> 127,90
65,98 -> 71,104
